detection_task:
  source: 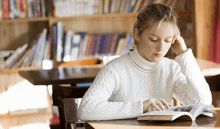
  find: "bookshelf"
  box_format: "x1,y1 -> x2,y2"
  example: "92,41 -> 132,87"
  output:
0,0 -> 215,72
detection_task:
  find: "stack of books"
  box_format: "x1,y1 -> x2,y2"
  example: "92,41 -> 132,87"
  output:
53,21 -> 134,62
0,28 -> 51,69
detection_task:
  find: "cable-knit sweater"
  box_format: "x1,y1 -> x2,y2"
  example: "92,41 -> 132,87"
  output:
77,47 -> 212,121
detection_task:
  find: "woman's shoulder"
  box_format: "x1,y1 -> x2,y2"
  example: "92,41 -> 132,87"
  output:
105,54 -> 129,68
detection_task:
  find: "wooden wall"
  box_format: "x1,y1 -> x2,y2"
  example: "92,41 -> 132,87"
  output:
195,0 -> 216,60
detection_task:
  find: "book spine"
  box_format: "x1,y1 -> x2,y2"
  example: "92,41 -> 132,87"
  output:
37,28 -> 47,67
41,0 -> 45,17
124,35 -> 133,54
133,0 -> 142,13
56,22 -> 63,62
9,0 -> 17,19
53,24 -> 57,61
24,44 -> 37,67
109,34 -> 118,55
20,0 -> 27,18
63,31 -> 73,62
128,0 -> 137,13
3,0 -> 9,19
98,0 -> 103,14
70,34 -> 81,60
27,0 -> 34,18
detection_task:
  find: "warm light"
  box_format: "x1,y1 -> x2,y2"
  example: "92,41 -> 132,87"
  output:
7,80 -> 48,114
9,123 -> 50,129
0,91 -> 8,114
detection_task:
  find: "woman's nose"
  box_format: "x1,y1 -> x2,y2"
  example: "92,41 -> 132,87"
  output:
156,41 -> 163,51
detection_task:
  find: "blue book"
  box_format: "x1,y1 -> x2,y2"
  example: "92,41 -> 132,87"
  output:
78,32 -> 87,59
102,34 -> 109,55
53,25 -> 57,60
98,35 -> 107,55
124,35 -> 134,54
77,83 -> 93,87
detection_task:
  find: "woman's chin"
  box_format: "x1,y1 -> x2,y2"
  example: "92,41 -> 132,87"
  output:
150,57 -> 163,63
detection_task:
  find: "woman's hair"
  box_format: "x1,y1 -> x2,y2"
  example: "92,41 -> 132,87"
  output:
133,3 -> 179,46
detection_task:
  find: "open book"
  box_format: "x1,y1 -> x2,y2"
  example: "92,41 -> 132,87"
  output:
137,104 -> 215,121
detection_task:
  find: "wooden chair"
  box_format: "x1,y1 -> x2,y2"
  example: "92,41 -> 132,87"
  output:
49,58 -> 102,129
53,86 -> 89,129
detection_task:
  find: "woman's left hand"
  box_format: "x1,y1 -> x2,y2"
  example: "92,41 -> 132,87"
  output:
171,33 -> 188,56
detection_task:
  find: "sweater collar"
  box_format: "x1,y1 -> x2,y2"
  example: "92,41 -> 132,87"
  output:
129,46 -> 162,71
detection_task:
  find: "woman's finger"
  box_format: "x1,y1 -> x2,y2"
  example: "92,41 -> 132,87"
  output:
151,102 -> 162,111
159,99 -> 170,109
156,101 -> 165,111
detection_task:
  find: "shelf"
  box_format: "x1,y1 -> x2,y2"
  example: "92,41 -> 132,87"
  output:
0,9 -> 191,23
0,67 -> 42,74
0,17 -> 49,23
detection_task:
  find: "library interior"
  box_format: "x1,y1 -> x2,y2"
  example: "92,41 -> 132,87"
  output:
0,0 -> 220,129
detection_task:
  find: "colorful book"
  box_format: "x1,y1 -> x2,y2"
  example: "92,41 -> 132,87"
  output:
3,0 -> 9,19
0,0 -> 3,20
70,33 -> 81,60
63,31 -> 73,62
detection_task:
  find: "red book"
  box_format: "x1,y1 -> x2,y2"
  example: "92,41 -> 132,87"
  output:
3,0 -> 9,19
20,0 -> 27,18
109,34 -> 118,54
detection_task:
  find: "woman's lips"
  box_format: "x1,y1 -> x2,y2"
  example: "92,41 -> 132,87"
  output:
153,54 -> 162,57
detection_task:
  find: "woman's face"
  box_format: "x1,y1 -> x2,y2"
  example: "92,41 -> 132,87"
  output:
135,22 -> 175,62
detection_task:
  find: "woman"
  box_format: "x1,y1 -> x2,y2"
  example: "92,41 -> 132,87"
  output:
77,3 -> 212,121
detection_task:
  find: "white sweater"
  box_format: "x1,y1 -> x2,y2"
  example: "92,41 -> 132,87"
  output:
78,47 -> 212,121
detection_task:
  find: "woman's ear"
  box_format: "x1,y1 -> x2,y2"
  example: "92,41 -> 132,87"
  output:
134,28 -> 141,43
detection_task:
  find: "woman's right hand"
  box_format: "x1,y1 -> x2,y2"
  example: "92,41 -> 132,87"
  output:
143,98 -> 171,113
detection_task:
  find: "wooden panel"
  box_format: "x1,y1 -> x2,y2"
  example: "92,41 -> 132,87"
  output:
49,15 -> 136,34
0,21 -> 49,51
195,0 -> 216,60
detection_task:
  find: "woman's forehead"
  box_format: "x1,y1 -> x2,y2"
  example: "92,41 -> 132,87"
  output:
144,22 -> 177,38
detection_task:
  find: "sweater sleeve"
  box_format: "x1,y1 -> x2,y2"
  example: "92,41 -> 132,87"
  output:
173,49 -> 212,105
77,63 -> 143,121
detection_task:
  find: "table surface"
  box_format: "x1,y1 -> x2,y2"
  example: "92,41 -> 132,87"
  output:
18,59 -> 220,85
85,109 -> 220,129
18,66 -> 102,85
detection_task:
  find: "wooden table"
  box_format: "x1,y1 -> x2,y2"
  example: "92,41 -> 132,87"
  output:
85,109 -> 220,129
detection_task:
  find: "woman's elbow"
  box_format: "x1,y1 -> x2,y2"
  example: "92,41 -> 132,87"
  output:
77,108 -> 88,121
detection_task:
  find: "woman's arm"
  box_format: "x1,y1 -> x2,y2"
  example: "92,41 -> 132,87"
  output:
77,64 -> 143,121
173,49 -> 212,105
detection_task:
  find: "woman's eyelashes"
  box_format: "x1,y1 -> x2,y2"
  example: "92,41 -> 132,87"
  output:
150,38 -> 172,43
150,38 -> 158,42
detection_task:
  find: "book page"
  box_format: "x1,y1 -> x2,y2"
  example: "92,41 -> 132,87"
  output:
139,111 -> 193,121
166,104 -> 214,119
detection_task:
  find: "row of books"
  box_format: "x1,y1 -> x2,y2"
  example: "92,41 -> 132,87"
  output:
0,28 -> 51,69
0,20 -> 193,69
0,0 -> 191,20
54,22 -> 134,62
0,0 -> 52,20
53,0 -> 191,17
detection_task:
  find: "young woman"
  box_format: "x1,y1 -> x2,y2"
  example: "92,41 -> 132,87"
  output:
77,3 -> 212,121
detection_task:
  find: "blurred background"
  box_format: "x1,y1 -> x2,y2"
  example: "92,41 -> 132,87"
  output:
0,0 -> 218,129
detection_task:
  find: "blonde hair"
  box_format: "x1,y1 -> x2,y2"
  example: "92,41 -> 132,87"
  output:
133,3 -> 179,46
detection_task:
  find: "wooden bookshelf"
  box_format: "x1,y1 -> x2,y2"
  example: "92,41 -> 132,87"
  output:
0,0 -> 215,70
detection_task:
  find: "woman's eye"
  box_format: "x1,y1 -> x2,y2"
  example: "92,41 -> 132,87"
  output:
150,39 -> 158,42
165,41 -> 172,43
